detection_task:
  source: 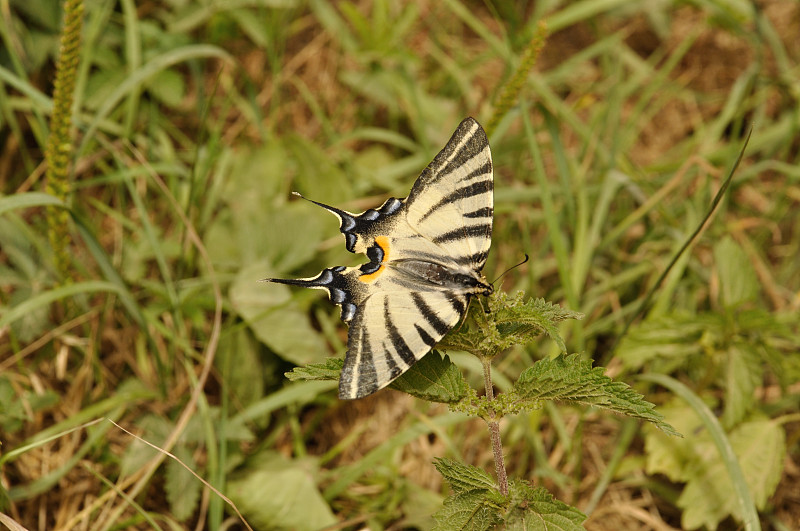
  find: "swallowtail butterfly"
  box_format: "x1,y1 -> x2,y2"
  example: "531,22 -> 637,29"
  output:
266,117 -> 493,399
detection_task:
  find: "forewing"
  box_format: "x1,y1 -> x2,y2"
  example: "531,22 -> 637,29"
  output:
404,117 -> 493,269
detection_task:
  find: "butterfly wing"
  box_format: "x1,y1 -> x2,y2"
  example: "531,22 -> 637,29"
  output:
403,117 -> 493,270
294,117 -> 492,268
339,274 -> 470,399
265,264 -> 470,398
266,118 -> 494,399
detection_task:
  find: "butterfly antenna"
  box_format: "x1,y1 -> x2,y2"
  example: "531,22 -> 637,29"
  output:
490,254 -> 529,286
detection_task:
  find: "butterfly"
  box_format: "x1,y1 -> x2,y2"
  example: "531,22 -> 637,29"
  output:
265,117 -> 494,399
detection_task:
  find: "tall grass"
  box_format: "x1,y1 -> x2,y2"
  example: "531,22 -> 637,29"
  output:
1,0 -> 798,529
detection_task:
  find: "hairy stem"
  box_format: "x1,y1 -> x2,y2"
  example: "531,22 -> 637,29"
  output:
482,357 -> 509,496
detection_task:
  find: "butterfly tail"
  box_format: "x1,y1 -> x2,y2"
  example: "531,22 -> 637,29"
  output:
291,192 -> 362,252
262,267 -> 360,323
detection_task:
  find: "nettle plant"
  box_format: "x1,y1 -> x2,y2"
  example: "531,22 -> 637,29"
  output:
288,291 -> 679,529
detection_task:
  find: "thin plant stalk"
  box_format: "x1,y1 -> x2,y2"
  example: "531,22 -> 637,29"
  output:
482,357 -> 509,496
45,0 -> 84,281
485,20 -> 549,137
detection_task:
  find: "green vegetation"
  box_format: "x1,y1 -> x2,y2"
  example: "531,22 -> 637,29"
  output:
1,0 -> 798,529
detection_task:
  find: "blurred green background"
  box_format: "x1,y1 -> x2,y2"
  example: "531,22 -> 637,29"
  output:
1,0 -> 799,529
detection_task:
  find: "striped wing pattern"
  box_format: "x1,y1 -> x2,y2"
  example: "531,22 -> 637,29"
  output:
266,118 -> 494,399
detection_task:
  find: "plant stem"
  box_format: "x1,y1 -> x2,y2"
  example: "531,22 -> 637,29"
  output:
482,357 -> 509,496
484,20 -> 549,137
46,0 -> 84,283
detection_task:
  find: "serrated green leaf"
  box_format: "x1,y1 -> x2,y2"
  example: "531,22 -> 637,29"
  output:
433,457 -> 497,494
714,236 -> 758,308
616,314 -> 711,371
217,327 -> 265,407
390,352 -> 469,403
489,293 -> 583,353
506,480 -> 586,530
513,354 -> 680,436
227,451 -> 336,531
231,262 -> 330,366
147,68 -> 185,108
432,490 -> 503,531
722,344 -> 761,427
646,404 -> 785,530
285,358 -> 343,382
440,292 -> 583,357
680,418 -> 785,530
165,445 -> 201,521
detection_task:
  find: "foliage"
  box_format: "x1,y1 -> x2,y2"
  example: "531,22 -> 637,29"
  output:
432,458 -> 585,531
43,0 -> 83,281
1,0 -> 799,529
288,290 -> 675,524
645,403 -> 785,530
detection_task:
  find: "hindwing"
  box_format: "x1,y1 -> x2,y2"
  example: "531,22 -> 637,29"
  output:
265,117 -> 494,399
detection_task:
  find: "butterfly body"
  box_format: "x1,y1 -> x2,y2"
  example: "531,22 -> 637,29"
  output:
266,118 -> 493,399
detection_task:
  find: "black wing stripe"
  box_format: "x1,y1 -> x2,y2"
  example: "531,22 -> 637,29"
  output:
410,292 -> 452,336
447,293 -> 468,316
438,153 -> 491,187
424,122 -> 485,186
430,123 -> 474,173
432,223 -> 492,245
463,207 -> 493,219
379,340 -> 403,379
384,299 -> 417,366
415,324 -> 437,348
449,250 -> 490,267
417,181 -> 492,223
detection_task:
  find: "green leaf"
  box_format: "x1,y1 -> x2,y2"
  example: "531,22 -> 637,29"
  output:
401,481 -> 444,531
680,418 -> 784,529
0,376 -> 59,434
285,134 -> 353,205
432,490 -> 503,531
489,294 -> 583,353
146,68 -> 185,108
646,404 -> 785,530
227,451 -> 336,531
714,236 -> 758,308
433,457 -> 497,494
285,352 -> 470,403
231,261 -> 330,366
208,141 -> 331,270
0,192 -> 64,215
440,292 -> 583,358
217,328 -> 265,407
644,401 -> 699,482
616,314 -> 710,372
285,358 -> 343,382
506,480 -> 586,530
722,343 -> 761,427
165,445 -> 201,521
390,351 -> 469,403
512,354 -> 680,436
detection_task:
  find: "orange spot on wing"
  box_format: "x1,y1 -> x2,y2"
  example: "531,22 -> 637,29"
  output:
359,236 -> 391,283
